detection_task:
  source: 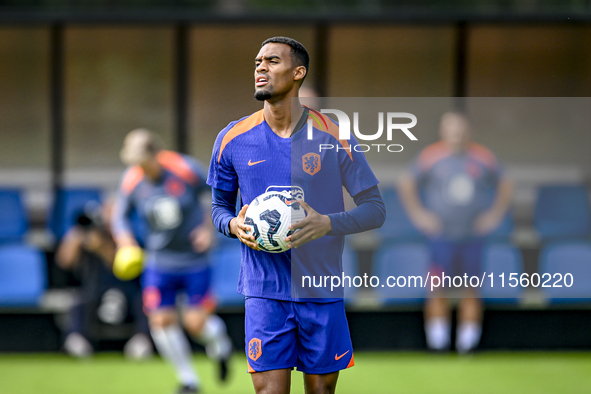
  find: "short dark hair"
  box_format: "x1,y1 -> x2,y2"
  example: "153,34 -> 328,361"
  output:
261,36 -> 309,81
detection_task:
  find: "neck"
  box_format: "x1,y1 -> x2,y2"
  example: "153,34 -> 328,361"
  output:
447,143 -> 468,154
263,89 -> 304,138
142,160 -> 162,181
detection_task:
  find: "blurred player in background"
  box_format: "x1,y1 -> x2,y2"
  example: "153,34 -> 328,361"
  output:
112,129 -> 232,394
56,200 -> 152,359
399,112 -> 512,353
208,37 -> 385,394
298,84 -> 320,110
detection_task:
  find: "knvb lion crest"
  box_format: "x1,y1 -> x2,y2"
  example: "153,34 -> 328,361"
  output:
249,338 -> 262,361
303,152 -> 321,176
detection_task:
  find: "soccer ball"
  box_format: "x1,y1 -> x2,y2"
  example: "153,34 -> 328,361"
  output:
244,191 -> 306,253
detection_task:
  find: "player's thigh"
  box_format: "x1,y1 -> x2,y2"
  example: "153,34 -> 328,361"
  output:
429,239 -> 457,274
295,301 -> 354,375
181,266 -> 216,335
460,239 -> 485,278
303,371 -> 340,394
182,266 -> 214,307
251,368 -> 291,394
428,240 -> 460,297
245,297 -> 298,373
141,267 -> 179,327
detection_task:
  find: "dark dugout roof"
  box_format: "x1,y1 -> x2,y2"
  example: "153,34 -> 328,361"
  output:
0,0 -> 590,24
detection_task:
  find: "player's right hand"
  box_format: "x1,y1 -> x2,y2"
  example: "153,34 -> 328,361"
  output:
230,205 -> 260,251
412,209 -> 442,236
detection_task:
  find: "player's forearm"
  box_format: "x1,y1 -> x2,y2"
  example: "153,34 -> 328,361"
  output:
94,235 -> 117,265
55,228 -> 85,269
111,220 -> 137,247
113,231 -> 138,248
327,185 -> 386,236
489,179 -> 513,216
211,187 -> 239,238
398,175 -> 428,219
110,198 -> 136,245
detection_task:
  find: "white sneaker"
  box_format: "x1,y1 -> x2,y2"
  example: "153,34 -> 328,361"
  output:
64,332 -> 93,358
124,333 -> 154,360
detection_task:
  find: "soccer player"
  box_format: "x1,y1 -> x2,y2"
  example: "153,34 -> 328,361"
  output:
399,112 -> 512,353
112,129 -> 233,394
208,37 -> 386,394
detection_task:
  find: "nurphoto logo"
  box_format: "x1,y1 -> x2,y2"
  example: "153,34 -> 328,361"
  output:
307,108 -> 418,153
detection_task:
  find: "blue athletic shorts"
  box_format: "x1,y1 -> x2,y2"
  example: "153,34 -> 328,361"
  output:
430,238 -> 485,279
244,297 -> 354,374
141,266 -> 216,312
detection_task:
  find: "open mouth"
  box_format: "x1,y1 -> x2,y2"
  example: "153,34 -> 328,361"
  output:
256,76 -> 268,87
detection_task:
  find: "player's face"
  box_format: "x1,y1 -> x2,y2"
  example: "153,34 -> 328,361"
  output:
254,43 -> 301,101
440,113 -> 470,152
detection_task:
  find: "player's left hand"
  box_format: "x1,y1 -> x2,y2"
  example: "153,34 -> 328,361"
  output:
190,224 -> 215,253
286,200 -> 332,248
473,209 -> 503,235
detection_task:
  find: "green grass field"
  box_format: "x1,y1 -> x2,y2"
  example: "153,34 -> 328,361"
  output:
0,352 -> 590,394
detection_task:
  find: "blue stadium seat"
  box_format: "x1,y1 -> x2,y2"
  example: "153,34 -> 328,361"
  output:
378,185 -> 424,243
373,243 -> 430,304
480,242 -> 524,302
0,245 -> 47,306
539,241 -> 591,302
534,185 -> 591,240
48,187 -> 102,241
0,188 -> 28,244
210,242 -> 244,307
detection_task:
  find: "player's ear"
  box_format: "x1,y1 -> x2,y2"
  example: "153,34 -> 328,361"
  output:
293,66 -> 306,83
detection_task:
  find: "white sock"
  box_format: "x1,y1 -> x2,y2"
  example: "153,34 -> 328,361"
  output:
456,322 -> 482,353
151,325 -> 199,387
194,315 -> 232,361
425,318 -> 451,350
